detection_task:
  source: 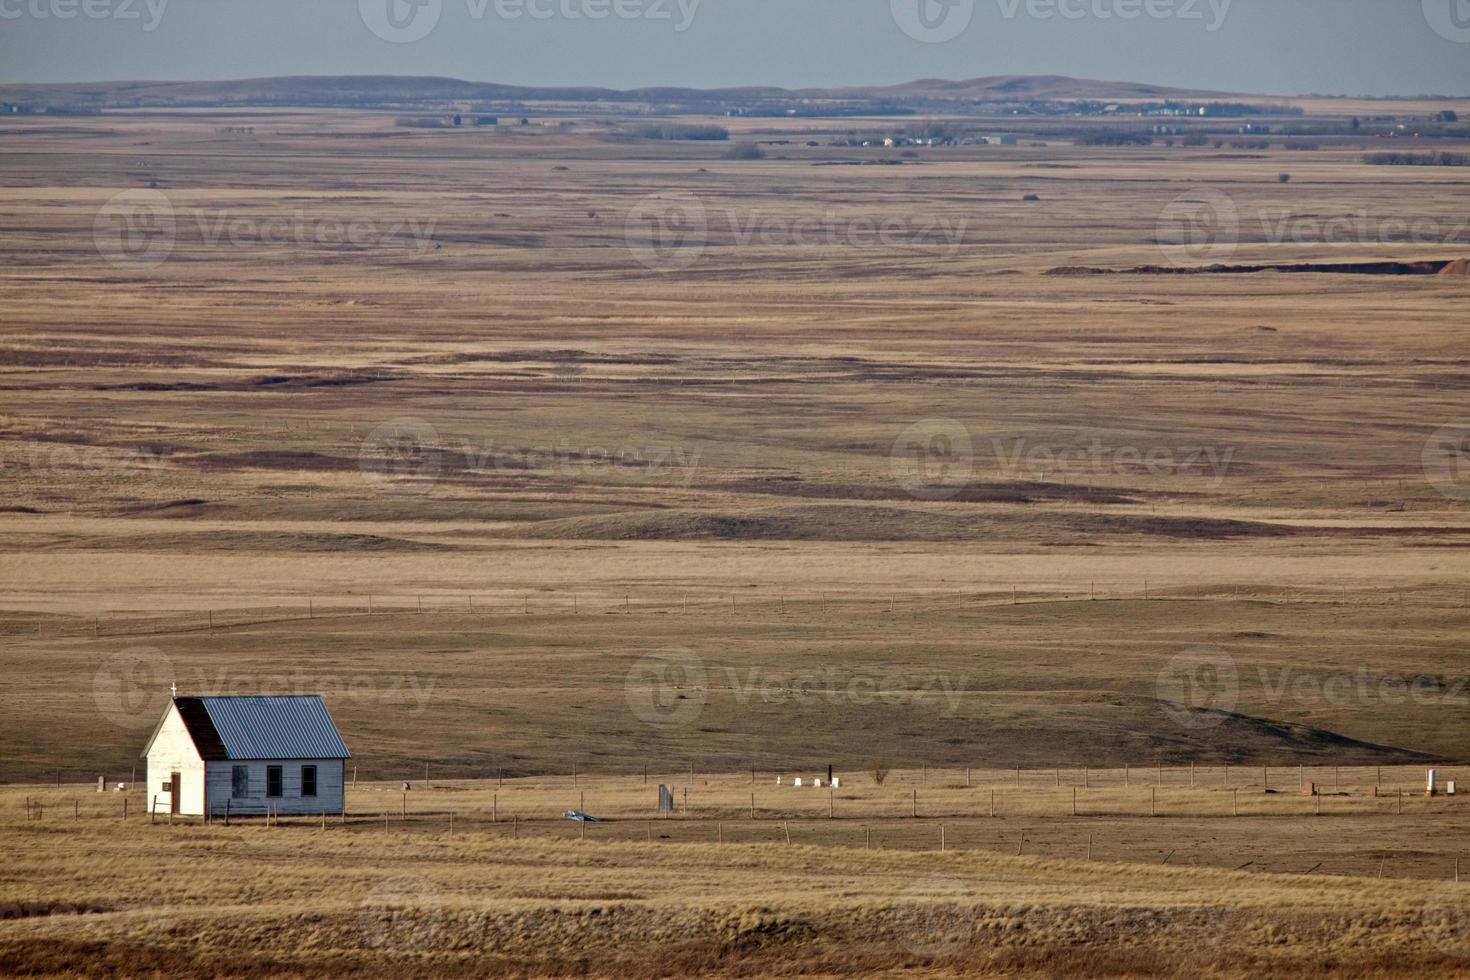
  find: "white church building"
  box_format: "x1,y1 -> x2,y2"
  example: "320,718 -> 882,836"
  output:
142,694 -> 351,818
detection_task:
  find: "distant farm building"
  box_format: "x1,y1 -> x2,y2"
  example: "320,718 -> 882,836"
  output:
989,134 -> 1019,146
142,695 -> 351,818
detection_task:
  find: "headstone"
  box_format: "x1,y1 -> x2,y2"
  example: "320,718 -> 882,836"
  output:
831,777 -> 840,789
97,776 -> 105,793
813,778 -> 822,788
658,784 -> 674,815
793,778 -> 802,788
1428,769 -> 1439,797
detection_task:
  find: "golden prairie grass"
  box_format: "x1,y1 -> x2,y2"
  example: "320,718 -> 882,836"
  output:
2,108 -> 1469,974
7,790 -> 1470,978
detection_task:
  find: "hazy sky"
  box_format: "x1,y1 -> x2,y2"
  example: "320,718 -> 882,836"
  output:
1,0 -> 1466,95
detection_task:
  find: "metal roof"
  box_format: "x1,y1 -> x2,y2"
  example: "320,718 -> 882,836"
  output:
191,696 -> 351,760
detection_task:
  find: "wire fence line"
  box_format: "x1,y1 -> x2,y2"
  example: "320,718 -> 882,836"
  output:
12,775 -> 1470,882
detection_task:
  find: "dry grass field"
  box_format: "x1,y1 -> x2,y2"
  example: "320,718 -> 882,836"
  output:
2,104 -> 1469,974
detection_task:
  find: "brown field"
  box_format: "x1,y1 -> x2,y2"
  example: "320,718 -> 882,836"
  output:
2,104 -> 1470,975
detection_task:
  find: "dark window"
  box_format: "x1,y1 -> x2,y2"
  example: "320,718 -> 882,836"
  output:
231,766 -> 249,799
266,765 -> 283,798
301,765 -> 317,798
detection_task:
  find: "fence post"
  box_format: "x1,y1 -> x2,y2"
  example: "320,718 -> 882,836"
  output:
912,789 -> 918,818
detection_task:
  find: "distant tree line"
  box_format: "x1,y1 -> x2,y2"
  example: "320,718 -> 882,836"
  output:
1075,133 -> 1153,146
1364,151 -> 1470,167
629,124 -> 730,141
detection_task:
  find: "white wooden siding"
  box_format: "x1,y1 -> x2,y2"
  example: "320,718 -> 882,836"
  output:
203,759 -> 344,816
144,703 -> 206,816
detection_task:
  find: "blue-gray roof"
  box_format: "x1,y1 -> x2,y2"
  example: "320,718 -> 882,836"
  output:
190,695 -> 351,760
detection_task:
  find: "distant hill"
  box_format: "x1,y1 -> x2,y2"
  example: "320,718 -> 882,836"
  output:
0,73 -> 1246,111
